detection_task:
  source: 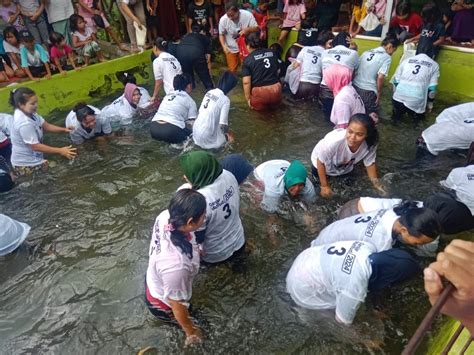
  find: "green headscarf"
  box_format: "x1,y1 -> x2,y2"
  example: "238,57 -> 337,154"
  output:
283,160 -> 307,190
180,151 -> 223,190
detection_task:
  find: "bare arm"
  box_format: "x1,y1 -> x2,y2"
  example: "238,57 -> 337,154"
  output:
366,163 -> 386,194
44,62 -> 52,79
119,2 -> 144,26
242,75 -> 252,107
43,121 -> 70,134
32,0 -> 45,19
168,299 -> 203,344
53,57 -> 64,73
30,143 -> 77,159
24,66 -> 39,81
67,52 -> 79,70
9,53 -> 22,70
316,159 -> 332,197
376,74 -> 385,105
219,34 -> 229,53
151,79 -> 163,100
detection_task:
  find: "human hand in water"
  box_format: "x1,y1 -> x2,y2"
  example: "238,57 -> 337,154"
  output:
372,180 -> 387,196
185,327 -> 203,347
226,130 -> 235,143
59,145 -> 77,159
423,239 -> 474,334
64,126 -> 75,133
320,186 -> 333,198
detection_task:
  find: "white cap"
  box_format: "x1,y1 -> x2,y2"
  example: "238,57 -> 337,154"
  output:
0,214 -> 31,256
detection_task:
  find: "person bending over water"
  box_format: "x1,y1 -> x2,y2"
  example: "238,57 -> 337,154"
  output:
120,72 -> 152,108
311,114 -> 384,198
287,240 -> 420,325
391,43 -> 440,120
9,88 -> 76,176
150,37 -> 182,101
101,83 -> 143,125
0,156 -> 15,192
65,103 -> 112,144
145,189 -> 206,346
179,151 -> 245,263
220,153 -> 254,185
0,213 -> 31,256
242,32 -> 282,111
253,159 -> 316,213
417,102 -> 474,156
150,74 -> 197,144
312,200 -> 441,251
193,71 -> 237,150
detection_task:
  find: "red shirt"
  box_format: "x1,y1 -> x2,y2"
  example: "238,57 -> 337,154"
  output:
390,12 -> 423,35
50,44 -> 73,60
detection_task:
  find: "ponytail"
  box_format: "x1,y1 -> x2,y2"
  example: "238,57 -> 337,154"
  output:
9,87 -> 35,108
168,189 -> 206,259
394,200 -> 441,239
153,37 -> 168,51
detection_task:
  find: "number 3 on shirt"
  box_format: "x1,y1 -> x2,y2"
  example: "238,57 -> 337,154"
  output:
171,61 -> 177,70
367,53 -> 375,61
327,246 -> 346,256
223,203 -> 232,219
264,58 -> 271,68
203,98 -> 210,109
412,64 -> 421,75
354,216 -> 372,223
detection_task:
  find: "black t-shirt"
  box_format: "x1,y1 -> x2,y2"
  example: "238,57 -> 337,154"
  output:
418,22 -> 446,57
242,48 -> 280,87
176,32 -> 211,60
187,1 -> 213,30
297,27 -> 318,46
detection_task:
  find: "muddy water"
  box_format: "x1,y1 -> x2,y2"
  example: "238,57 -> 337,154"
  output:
0,81 -> 472,354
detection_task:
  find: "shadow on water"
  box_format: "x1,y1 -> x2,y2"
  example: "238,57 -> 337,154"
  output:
0,80 -> 472,354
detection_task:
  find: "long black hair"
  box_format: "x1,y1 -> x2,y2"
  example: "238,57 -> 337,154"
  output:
393,200 -> 441,240
348,114 -> 379,149
153,37 -> 168,51
73,102 -> 95,122
69,14 -> 85,33
245,32 -> 263,49
9,87 -> 35,108
168,189 -> 206,259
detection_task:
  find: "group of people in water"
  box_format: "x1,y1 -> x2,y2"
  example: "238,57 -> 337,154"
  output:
1,7 -> 474,347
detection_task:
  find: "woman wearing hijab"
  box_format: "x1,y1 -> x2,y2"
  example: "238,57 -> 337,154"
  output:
101,83 -> 142,125
193,71 -> 238,150
319,31 -> 359,119
253,159 -> 316,213
178,151 -> 245,264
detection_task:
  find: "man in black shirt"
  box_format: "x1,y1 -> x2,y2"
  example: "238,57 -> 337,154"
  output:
187,0 -> 214,34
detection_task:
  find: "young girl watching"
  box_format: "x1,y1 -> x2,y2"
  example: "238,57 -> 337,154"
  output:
70,14 -> 105,66
2,26 -> 26,78
278,0 -> 306,45
49,32 -> 80,74
9,87 -> 76,176
19,29 -> 51,81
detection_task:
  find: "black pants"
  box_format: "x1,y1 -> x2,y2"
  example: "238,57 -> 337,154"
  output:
319,84 -> 334,120
180,56 -> 214,90
29,65 -> 47,78
424,192 -> 474,234
0,141 -> 12,163
294,82 -> 320,101
354,85 -> 378,114
150,121 -> 191,144
392,99 -> 425,120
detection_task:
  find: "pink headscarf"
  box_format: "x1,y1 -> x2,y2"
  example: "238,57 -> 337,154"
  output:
323,64 -> 353,96
124,83 -> 138,105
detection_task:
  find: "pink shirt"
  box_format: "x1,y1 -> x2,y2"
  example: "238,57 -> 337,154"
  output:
145,210 -> 200,306
330,85 -> 366,129
50,44 -> 72,60
282,1 -> 306,28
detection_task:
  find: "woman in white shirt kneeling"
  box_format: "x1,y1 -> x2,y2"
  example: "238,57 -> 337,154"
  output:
145,189 -> 206,346
150,74 -> 198,144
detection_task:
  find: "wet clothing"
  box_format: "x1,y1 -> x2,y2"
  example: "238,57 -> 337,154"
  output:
242,48 -> 280,88
145,210 -> 200,310
179,150 -> 223,190
392,98 -> 425,120
391,53 -> 440,115
330,85 -> 366,128
254,159 -> 316,213
150,121 -> 191,143
0,213 -> 31,256
440,165 -> 474,215
421,102 -> 474,155
354,86 -> 378,115
220,154 -> 254,185
65,106 -> 112,144
311,128 -> 377,176
0,156 -> 14,192
249,82 -> 282,111
311,209 -> 399,252
178,169 -> 245,263
193,88 -> 230,149
10,109 -> 45,168
296,45 -> 324,85
175,32 -> 213,90
353,46 -> 392,99
294,82 -> 320,100
320,45 -> 359,86
101,95 -> 137,125
0,113 -> 13,162
152,52 -> 182,94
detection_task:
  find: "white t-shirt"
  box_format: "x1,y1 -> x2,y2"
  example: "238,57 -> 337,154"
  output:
152,52 -> 182,95
391,53 -> 440,114
45,0 -> 74,23
65,106 -> 112,144
73,27 -> 94,42
218,10 -> 258,53
0,113 -> 13,144
101,96 -> 136,125
353,46 -> 392,94
178,170 -> 245,263
152,90 -> 197,129
311,209 -> 399,252
296,45 -> 324,84
359,197 -> 424,212
193,88 -> 229,149
287,240 -> 375,324
146,210 -> 200,306
421,102 -> 474,155
10,109 -> 45,167
254,159 -> 316,213
311,128 -> 377,176
3,40 -> 20,54
330,85 -> 366,128
441,166 -> 474,215
321,45 -> 359,85
0,213 -> 31,256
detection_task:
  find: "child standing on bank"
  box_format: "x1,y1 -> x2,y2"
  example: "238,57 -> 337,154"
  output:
70,14 -> 105,66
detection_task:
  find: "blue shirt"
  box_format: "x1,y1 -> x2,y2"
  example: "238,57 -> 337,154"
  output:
20,44 -> 49,68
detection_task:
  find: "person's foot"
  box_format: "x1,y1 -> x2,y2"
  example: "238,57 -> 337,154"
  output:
118,44 -> 130,52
